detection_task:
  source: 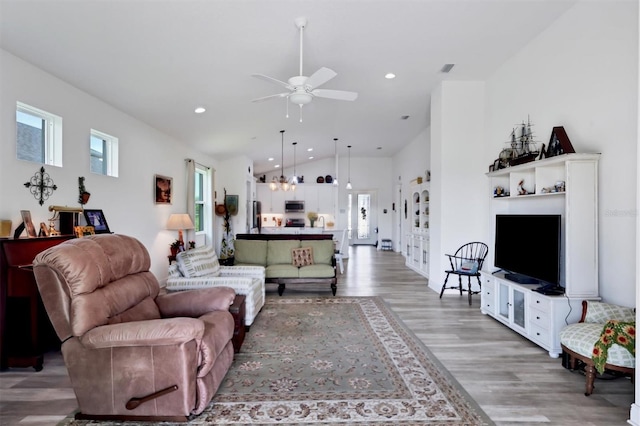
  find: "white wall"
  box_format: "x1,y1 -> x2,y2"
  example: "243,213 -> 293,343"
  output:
392,128 -> 431,252
484,1 -> 638,306
0,49 -> 218,281
214,155 -> 254,254
429,81 -> 487,291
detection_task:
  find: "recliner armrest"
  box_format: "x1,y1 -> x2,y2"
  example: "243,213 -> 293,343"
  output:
156,286 -> 236,317
80,317 -> 204,349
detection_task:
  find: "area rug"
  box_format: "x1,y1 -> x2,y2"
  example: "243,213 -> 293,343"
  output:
61,296 -> 492,425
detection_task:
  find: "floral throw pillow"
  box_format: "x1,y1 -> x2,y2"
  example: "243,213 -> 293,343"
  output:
292,247 -> 314,267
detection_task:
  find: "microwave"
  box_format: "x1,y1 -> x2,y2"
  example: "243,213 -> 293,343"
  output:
285,200 -> 305,212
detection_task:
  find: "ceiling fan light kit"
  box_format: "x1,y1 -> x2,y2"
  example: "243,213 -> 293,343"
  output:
251,17 -> 358,122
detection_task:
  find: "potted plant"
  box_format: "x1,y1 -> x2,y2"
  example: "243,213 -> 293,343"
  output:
307,211 -> 318,228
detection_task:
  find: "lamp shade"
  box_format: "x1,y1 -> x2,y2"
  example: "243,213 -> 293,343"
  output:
166,214 -> 195,230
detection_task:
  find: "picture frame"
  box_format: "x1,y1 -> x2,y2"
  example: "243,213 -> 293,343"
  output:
20,210 -> 37,238
74,226 -> 95,238
225,194 -> 239,216
39,222 -> 49,237
155,174 -> 173,204
546,126 -> 576,158
83,209 -> 111,234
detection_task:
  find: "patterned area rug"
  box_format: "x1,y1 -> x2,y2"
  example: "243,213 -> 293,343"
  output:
62,297 -> 492,425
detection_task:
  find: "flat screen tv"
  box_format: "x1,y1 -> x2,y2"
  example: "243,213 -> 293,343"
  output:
494,214 -> 561,289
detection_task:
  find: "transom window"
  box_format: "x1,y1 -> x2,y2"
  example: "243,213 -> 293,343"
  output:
16,102 -> 63,167
90,129 -> 119,177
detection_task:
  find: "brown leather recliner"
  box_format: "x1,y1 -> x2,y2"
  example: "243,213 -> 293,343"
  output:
33,234 -> 236,422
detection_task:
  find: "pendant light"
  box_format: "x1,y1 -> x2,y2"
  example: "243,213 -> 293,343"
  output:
333,138 -> 339,186
290,141 -> 298,191
346,145 -> 353,190
270,130 -> 291,191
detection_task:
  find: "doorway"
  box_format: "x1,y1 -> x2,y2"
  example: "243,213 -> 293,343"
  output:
348,190 -> 377,246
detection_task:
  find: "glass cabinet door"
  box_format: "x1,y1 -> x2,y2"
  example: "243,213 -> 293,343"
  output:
498,282 -> 510,321
512,288 -> 526,329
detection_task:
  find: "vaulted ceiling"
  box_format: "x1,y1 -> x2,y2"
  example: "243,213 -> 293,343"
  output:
0,0 -> 576,174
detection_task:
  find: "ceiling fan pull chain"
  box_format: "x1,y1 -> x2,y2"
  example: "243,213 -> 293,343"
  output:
299,105 -> 303,123
286,97 -> 289,118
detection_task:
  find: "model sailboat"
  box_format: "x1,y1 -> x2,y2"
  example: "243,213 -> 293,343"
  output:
503,116 -> 540,166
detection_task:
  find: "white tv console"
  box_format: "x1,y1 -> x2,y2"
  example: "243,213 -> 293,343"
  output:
483,153 -> 601,356
480,272 -> 586,357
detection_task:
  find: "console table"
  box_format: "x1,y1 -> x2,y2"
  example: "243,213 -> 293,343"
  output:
0,236 -> 73,370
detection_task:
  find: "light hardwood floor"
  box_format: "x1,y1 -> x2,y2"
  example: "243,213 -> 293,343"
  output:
0,246 -> 633,425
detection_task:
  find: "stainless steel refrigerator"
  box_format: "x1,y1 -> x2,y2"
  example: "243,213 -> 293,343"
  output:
252,201 -> 261,232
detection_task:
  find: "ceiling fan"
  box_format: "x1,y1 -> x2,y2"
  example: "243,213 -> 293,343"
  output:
251,17 -> 358,121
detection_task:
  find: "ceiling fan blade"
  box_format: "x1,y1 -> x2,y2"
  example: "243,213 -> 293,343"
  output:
251,93 -> 289,103
305,67 -> 337,89
311,89 -> 358,101
252,74 -> 293,90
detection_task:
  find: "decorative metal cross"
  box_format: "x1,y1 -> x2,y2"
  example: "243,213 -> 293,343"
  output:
24,166 -> 57,206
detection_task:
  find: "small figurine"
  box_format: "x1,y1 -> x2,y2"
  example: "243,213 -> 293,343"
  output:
517,179 -> 529,195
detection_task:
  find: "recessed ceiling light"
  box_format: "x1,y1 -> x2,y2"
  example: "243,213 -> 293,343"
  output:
194,107 -> 206,114
308,156 -> 314,160
385,73 -> 396,79
275,164 -> 280,168
307,148 -> 313,152
401,115 -> 410,120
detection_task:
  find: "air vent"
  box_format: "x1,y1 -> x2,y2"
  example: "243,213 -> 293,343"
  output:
440,64 -> 455,73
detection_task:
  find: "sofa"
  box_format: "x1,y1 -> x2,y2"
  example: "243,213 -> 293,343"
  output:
233,233 -> 337,296
32,234 -> 236,421
560,300 -> 635,396
166,245 -> 265,328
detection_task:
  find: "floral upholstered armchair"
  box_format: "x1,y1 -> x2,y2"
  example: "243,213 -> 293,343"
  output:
560,300 -> 635,396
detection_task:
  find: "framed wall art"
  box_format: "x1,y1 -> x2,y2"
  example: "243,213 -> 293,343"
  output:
546,126 -> 576,158
155,174 -> 172,204
225,194 -> 239,216
83,209 -> 111,234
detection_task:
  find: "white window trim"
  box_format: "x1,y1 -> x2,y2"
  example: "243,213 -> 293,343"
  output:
195,165 -> 210,237
17,101 -> 63,167
90,129 -> 119,177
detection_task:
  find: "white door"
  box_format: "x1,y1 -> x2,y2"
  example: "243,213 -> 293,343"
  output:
349,190 -> 377,246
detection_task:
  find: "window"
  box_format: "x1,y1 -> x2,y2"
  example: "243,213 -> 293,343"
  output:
194,166 -> 207,233
16,102 -> 63,167
90,129 -> 119,177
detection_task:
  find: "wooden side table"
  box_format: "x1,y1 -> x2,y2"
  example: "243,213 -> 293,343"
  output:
229,294 -> 246,353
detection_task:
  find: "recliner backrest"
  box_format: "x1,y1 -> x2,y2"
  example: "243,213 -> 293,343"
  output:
33,234 -> 161,341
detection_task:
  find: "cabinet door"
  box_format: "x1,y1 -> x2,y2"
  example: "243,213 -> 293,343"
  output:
304,185 -> 319,212
256,184 -> 272,213
512,288 -> 526,330
317,185 -> 335,215
498,282 -> 510,322
271,190 -> 286,213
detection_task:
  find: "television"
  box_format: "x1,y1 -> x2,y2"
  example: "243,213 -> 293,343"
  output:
494,214 -> 561,291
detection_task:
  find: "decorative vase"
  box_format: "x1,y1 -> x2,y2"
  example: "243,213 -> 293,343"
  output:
310,220 -> 315,228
